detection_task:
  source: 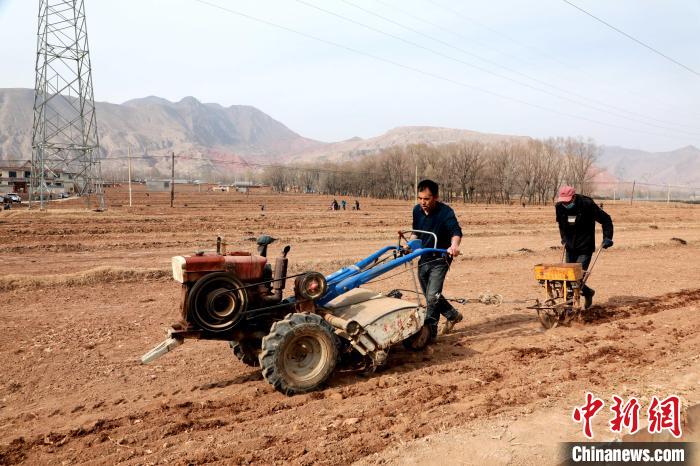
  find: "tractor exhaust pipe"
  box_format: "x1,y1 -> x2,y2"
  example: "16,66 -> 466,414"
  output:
261,245 -> 290,304
216,235 -> 227,255
271,254 -> 289,293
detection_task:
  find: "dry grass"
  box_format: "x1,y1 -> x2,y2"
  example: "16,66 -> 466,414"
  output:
288,258 -> 353,275
0,266 -> 170,292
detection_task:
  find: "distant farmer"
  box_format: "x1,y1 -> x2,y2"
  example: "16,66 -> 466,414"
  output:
341,200 -> 347,210
411,179 -> 463,339
355,199 -> 360,211
555,186 -> 614,309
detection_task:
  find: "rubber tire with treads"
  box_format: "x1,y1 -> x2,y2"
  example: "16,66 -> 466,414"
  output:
228,339 -> 261,367
260,313 -> 338,395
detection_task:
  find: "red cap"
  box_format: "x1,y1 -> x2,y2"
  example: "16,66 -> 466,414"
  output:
558,186 -> 575,203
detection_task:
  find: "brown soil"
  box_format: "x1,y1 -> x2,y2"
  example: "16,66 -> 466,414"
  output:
0,186 -> 699,465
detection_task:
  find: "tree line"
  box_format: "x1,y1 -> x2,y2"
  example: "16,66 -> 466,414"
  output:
262,137 -> 600,204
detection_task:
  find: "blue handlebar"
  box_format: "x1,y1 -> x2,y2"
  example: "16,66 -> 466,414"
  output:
317,240 -> 448,305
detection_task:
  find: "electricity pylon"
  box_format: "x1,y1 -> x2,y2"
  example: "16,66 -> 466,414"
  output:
31,0 -> 104,210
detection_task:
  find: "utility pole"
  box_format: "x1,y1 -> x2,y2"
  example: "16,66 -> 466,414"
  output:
170,152 -> 175,208
630,180 -> 636,205
31,0 -> 104,210
128,146 -> 132,207
667,184 -> 671,204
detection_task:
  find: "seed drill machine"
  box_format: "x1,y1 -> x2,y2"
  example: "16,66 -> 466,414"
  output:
528,245 -> 605,329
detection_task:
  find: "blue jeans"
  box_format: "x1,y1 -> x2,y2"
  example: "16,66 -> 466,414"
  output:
566,250 -> 594,297
418,260 -> 459,338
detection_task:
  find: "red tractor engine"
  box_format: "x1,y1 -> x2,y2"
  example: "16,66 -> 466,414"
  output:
170,236 -> 290,339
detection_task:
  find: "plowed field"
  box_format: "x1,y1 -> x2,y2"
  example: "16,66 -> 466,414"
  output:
1,186 -> 698,465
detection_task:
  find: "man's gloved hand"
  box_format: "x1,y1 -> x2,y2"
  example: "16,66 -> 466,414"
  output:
602,238 -> 614,249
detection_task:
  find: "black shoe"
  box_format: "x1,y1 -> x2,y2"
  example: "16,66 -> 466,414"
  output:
427,323 -> 439,343
584,289 -> 595,309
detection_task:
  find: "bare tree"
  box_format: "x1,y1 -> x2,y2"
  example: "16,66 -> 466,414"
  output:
488,142 -> 518,204
248,136 -> 600,203
511,142 -> 536,204
262,165 -> 288,192
562,137 -> 600,195
445,142 -> 484,202
540,139 -> 565,203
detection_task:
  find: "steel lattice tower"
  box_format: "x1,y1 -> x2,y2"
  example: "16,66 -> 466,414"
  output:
31,0 -> 104,210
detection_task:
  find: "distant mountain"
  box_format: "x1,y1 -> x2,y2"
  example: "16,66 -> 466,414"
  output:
1,88 -> 698,185
0,89 -> 528,166
288,126 -> 530,162
0,88 -> 324,165
599,145 -> 700,186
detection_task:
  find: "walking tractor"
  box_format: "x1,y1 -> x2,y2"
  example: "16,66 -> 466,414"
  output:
142,231 -> 451,395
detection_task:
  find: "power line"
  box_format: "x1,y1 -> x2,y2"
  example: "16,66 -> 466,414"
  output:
331,0 -> 700,137
18,153 -> 698,191
424,0 -> 584,75
296,0 -> 700,138
374,0 -> 700,131
594,180 -> 700,190
420,0 -> 700,121
376,0 -> 536,70
103,153 -> 380,176
561,0 -> 700,78
100,154 -> 700,191
190,0 -> 700,145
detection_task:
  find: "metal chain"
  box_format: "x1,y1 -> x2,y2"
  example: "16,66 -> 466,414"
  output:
499,298 -> 540,304
386,289 -> 538,306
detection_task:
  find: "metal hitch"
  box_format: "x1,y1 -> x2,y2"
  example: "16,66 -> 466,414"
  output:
141,334 -> 183,364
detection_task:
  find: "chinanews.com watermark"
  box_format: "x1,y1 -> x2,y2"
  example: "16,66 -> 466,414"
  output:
560,393 -> 695,465
562,443 -> 692,465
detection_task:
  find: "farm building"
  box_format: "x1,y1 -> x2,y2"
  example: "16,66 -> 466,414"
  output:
0,160 -> 77,195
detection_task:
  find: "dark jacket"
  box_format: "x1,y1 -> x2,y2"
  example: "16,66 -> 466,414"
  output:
555,194 -> 613,254
412,202 -> 462,250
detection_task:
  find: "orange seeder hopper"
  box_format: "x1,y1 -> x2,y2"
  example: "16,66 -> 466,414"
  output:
529,262 -> 584,329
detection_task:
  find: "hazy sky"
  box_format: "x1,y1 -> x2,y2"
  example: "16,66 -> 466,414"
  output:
1,0 -> 699,151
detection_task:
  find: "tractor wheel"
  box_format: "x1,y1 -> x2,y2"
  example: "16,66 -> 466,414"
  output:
402,324 -> 431,351
229,339 -> 261,367
260,313 -> 338,395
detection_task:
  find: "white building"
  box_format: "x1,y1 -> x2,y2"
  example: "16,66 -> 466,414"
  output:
0,161 -> 78,195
